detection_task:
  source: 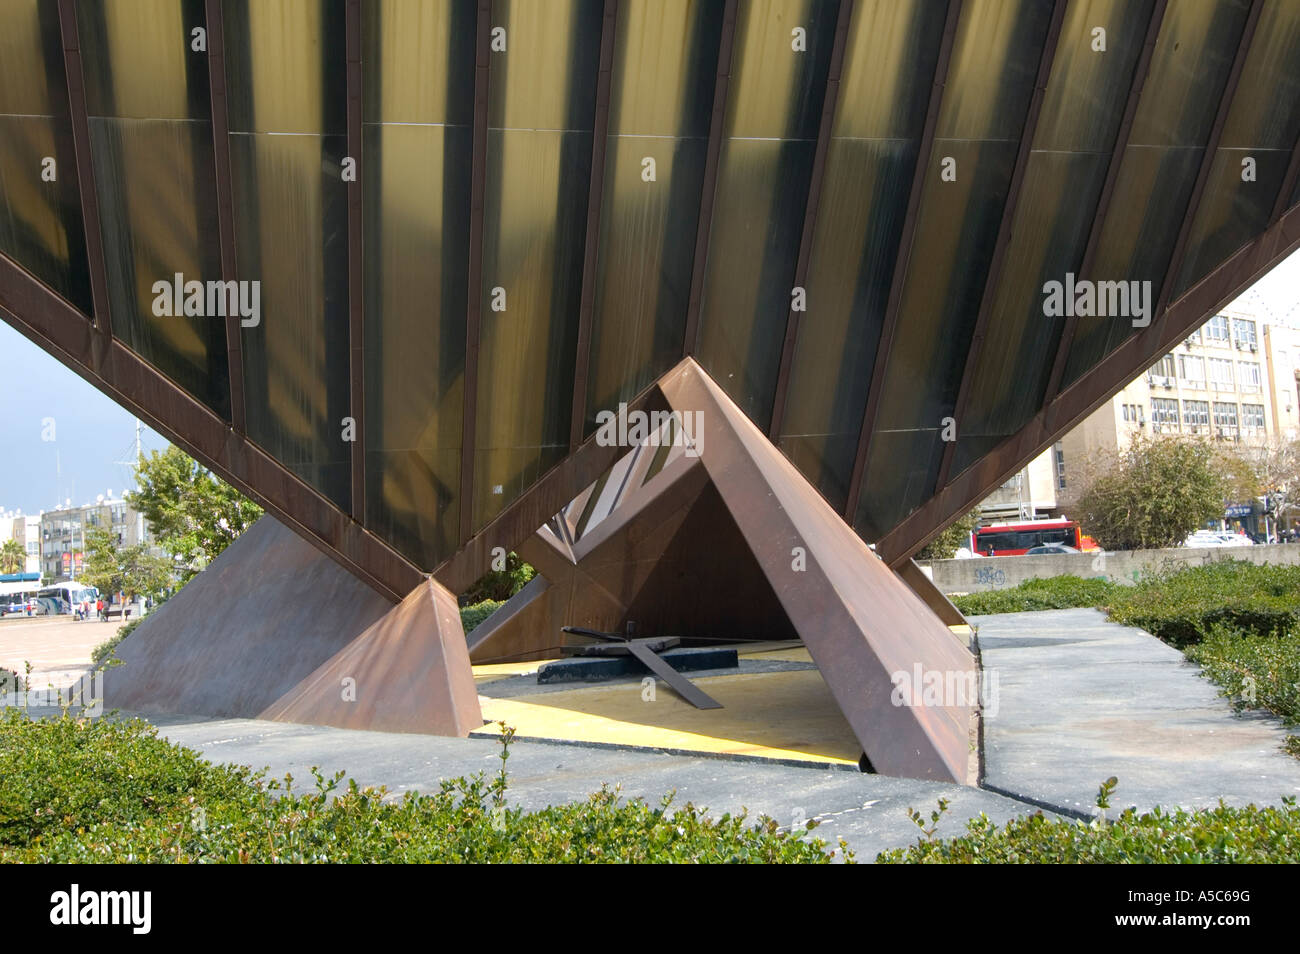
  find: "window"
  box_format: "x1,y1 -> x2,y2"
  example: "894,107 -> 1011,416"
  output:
1213,402 -> 1239,429
1231,318 -> 1257,349
1185,328 -> 1202,345
1182,400 -> 1209,426
1242,404 -> 1265,429
1179,354 -> 1205,383
1054,443 -> 1065,491
1151,398 -> 1179,427
1205,314 -> 1230,343
1238,361 -> 1261,392
1208,357 -> 1234,389
1150,353 -> 1176,378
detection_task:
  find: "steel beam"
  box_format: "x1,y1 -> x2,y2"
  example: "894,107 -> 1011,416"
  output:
55,0 -> 111,362
1042,0 -> 1166,410
1147,0 -> 1262,345
346,0 -> 365,520
768,0 -> 855,439
877,198 -> 1300,567
204,0 -> 246,433
680,0 -> 738,357
935,0 -> 1067,490
844,0 -> 962,520
570,0 -> 619,449
459,0 -> 492,544
0,251 -> 424,603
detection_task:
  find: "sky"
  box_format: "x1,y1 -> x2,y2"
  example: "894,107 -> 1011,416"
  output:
1,248 -> 1298,519
0,322 -> 168,517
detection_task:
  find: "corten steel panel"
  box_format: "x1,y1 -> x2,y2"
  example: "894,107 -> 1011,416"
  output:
263,574 -> 482,736
205,0 -> 246,433
844,0 -> 962,522
105,517 -> 396,719
346,0 -> 365,519
935,0 -> 1068,489
768,0 -> 855,439
896,558 -> 966,629
56,0 -> 110,350
658,360 -> 974,782
569,0 -> 618,450
1042,0 -> 1167,408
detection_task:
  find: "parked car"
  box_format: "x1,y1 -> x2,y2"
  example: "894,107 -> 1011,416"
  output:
1024,544 -> 1080,555
0,600 -> 25,616
1184,530 -> 1254,549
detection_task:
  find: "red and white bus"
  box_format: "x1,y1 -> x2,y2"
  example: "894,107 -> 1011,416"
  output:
970,519 -> 1099,557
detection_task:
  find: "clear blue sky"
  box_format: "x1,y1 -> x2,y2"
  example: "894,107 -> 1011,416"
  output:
1,250 -> 1297,518
0,321 -> 168,516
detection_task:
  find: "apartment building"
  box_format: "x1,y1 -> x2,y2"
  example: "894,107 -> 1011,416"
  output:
39,492 -> 154,582
1060,310 -> 1277,462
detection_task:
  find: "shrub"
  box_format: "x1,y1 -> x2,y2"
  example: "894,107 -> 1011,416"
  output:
1106,560 -> 1300,647
952,576 -> 1116,616
1184,623 -> 1300,727
461,599 -> 504,634
0,711 -> 844,863
877,799 -> 1300,863
461,552 -> 535,604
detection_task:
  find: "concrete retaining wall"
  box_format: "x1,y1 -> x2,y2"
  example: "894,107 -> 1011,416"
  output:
923,543 -> 1300,594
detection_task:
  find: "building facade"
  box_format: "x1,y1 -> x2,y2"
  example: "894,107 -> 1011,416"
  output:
38,494 -> 154,583
0,511 -> 41,577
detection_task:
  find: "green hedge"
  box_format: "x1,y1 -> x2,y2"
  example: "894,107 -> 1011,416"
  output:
460,599 -> 504,634
0,711 -> 842,863
1106,560 -> 1300,648
952,576 -> 1116,616
879,798 -> 1300,863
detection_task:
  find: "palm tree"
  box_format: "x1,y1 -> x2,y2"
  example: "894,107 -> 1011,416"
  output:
0,538 -> 25,575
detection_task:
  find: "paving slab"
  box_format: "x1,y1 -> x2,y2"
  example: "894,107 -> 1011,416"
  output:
975,607 -> 1300,816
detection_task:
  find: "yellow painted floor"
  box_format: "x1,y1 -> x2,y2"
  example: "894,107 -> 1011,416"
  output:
473,652 -> 860,767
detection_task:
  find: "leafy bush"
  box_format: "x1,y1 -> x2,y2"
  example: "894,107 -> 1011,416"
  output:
1185,623 -> 1300,728
461,552 -> 535,604
461,599 -> 504,634
916,509 -> 981,561
878,799 -> 1300,863
0,667 -> 15,695
91,617 -> 142,668
1106,560 -> 1300,647
0,711 -> 844,863
1075,435 -> 1227,550
952,576 -> 1117,616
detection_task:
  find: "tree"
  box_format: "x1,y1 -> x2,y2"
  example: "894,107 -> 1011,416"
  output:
81,527 -> 172,604
1075,435 -> 1227,550
0,538 -> 25,575
127,446 -> 263,582
1216,437 -> 1300,536
916,509 -> 982,561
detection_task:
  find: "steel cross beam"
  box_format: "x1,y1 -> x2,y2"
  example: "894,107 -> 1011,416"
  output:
569,0 -> 620,450
55,0 -> 110,362
204,0 -> 246,434
767,0 -> 856,440
459,0 -> 492,545
0,252 -> 425,602
1042,0 -> 1167,412
844,0 -> 963,521
934,0 -> 1068,490
680,0 -> 738,358
1272,127 -> 1300,226
346,0 -> 365,521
